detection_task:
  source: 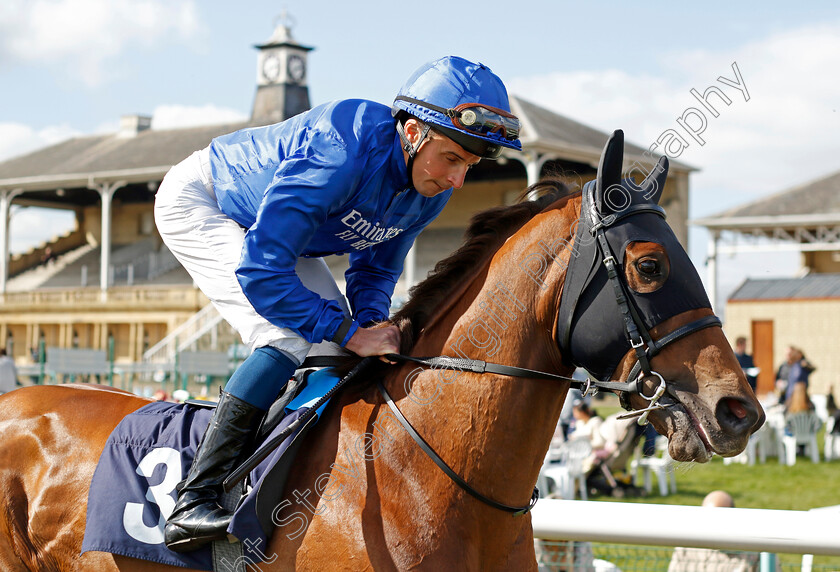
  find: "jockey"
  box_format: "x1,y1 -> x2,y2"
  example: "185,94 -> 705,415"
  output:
155,55 -> 522,552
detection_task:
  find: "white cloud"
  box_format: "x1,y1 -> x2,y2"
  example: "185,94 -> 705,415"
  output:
507,21 -> 840,212
8,206 -> 76,254
0,122 -> 79,162
0,0 -> 202,86
0,102 -> 242,254
508,22 -> 840,309
151,104 -> 247,130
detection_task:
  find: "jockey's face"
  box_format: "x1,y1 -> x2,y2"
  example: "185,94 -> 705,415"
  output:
403,120 -> 480,197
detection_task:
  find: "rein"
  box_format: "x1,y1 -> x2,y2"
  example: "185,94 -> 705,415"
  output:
378,380 -> 539,516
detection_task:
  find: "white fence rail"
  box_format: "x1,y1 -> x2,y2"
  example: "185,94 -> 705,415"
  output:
531,499 -> 840,556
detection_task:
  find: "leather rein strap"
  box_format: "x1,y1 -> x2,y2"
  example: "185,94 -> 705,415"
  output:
382,353 -> 638,394
378,380 -> 539,516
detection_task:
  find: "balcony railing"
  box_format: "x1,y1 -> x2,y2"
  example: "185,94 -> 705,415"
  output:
0,285 -> 207,312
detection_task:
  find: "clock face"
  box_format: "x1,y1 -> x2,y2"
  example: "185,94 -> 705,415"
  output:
287,54 -> 306,83
261,54 -> 281,83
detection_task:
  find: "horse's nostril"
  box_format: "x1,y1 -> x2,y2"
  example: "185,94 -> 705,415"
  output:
716,397 -> 757,436
727,398 -> 747,420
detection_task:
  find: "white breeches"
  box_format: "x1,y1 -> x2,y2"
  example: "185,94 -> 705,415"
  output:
154,147 -> 350,364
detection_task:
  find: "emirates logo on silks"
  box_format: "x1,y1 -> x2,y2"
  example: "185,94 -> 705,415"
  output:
334,209 -> 405,250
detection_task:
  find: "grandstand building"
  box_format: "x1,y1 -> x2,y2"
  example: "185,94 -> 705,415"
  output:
0,19 -> 694,387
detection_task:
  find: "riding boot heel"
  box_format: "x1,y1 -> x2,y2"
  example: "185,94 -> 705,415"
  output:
163,391 -> 262,552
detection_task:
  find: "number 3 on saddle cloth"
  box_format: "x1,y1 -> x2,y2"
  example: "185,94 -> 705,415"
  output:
81,369 -> 341,570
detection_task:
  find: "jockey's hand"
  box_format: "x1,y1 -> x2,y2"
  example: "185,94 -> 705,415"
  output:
344,324 -> 401,363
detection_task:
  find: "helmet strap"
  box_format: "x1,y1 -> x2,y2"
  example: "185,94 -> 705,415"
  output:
397,119 -> 431,190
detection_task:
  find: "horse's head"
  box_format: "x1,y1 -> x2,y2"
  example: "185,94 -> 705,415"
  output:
558,130 -> 764,462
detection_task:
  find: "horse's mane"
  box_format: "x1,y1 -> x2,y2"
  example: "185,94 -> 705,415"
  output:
391,177 -> 574,351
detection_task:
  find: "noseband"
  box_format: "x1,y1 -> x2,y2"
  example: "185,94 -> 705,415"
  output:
578,179 -> 721,423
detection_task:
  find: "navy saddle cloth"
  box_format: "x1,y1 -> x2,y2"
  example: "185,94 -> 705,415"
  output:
81,369 -> 340,570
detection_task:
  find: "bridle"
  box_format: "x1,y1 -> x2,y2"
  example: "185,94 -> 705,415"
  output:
225,134 -> 725,515
372,170 -> 722,515
576,178 -> 722,422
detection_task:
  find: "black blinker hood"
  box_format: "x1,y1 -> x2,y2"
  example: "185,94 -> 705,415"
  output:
556,130 -> 712,381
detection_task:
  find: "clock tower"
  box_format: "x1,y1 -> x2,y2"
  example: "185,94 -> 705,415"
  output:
251,12 -> 314,124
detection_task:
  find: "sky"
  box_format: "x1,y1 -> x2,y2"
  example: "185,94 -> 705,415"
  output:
2,0 -> 839,307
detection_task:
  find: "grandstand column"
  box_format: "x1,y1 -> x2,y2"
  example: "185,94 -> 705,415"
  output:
519,151 -> 549,200
0,188 -> 24,294
90,181 -> 126,301
707,230 -> 719,313
405,243 -> 417,288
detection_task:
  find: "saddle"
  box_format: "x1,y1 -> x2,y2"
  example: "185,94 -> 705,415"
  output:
81,364 -> 352,571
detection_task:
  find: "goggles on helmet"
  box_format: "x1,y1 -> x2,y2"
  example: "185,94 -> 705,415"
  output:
394,96 -> 520,141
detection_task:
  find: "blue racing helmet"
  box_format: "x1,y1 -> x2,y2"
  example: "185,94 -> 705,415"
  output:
393,56 -> 522,160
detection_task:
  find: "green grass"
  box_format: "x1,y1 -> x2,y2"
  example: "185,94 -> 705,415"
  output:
579,404 -> 840,569
613,453 -> 840,510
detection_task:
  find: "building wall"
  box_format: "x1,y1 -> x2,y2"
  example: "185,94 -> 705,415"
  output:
803,251 -> 840,273
0,286 -> 207,363
725,298 -> 840,398
428,177 -> 528,229
662,171 -> 689,248
82,201 -> 159,246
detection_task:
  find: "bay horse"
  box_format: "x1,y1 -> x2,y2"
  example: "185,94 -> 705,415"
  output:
0,131 -> 764,571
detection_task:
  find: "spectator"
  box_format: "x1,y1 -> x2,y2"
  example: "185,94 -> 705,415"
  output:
152,389 -> 171,402
558,384 -> 585,439
669,491 -> 765,572
733,336 -> 758,393
775,346 -> 815,405
569,399 -> 603,442
785,381 -> 814,414
41,246 -> 55,266
0,349 -> 19,394
827,387 -> 840,435
584,412 -> 645,497
642,422 -> 661,457
29,346 -> 42,385
784,382 -> 822,458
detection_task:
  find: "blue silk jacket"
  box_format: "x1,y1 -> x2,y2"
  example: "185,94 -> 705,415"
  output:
209,99 -> 452,345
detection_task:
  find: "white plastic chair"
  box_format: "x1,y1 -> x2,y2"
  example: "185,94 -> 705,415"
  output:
630,435 -> 676,496
781,411 -> 822,465
723,419 -> 773,465
538,428 -> 567,497
763,406 -> 788,462
541,438 -> 592,500
825,417 -> 840,461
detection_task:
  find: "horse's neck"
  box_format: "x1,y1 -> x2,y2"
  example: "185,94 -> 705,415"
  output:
398,200 -> 579,510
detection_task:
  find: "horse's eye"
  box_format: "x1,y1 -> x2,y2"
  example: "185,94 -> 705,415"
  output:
637,259 -> 659,275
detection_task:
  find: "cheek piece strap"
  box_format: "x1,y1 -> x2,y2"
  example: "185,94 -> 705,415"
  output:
396,120 -> 432,190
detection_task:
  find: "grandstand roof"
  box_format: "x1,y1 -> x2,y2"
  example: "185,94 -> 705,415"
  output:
729,273 -> 840,301
0,96 -> 692,199
694,168 -> 840,230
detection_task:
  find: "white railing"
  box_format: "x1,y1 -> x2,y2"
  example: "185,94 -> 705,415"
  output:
531,499 -> 840,556
142,303 -> 224,363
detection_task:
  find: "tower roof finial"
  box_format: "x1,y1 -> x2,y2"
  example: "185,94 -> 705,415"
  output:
268,7 -> 295,44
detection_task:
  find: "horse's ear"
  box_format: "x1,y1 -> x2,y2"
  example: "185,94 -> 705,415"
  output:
638,155 -> 669,205
595,130 -> 624,213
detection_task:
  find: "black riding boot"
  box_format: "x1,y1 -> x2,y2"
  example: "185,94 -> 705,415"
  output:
164,391 -> 262,552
